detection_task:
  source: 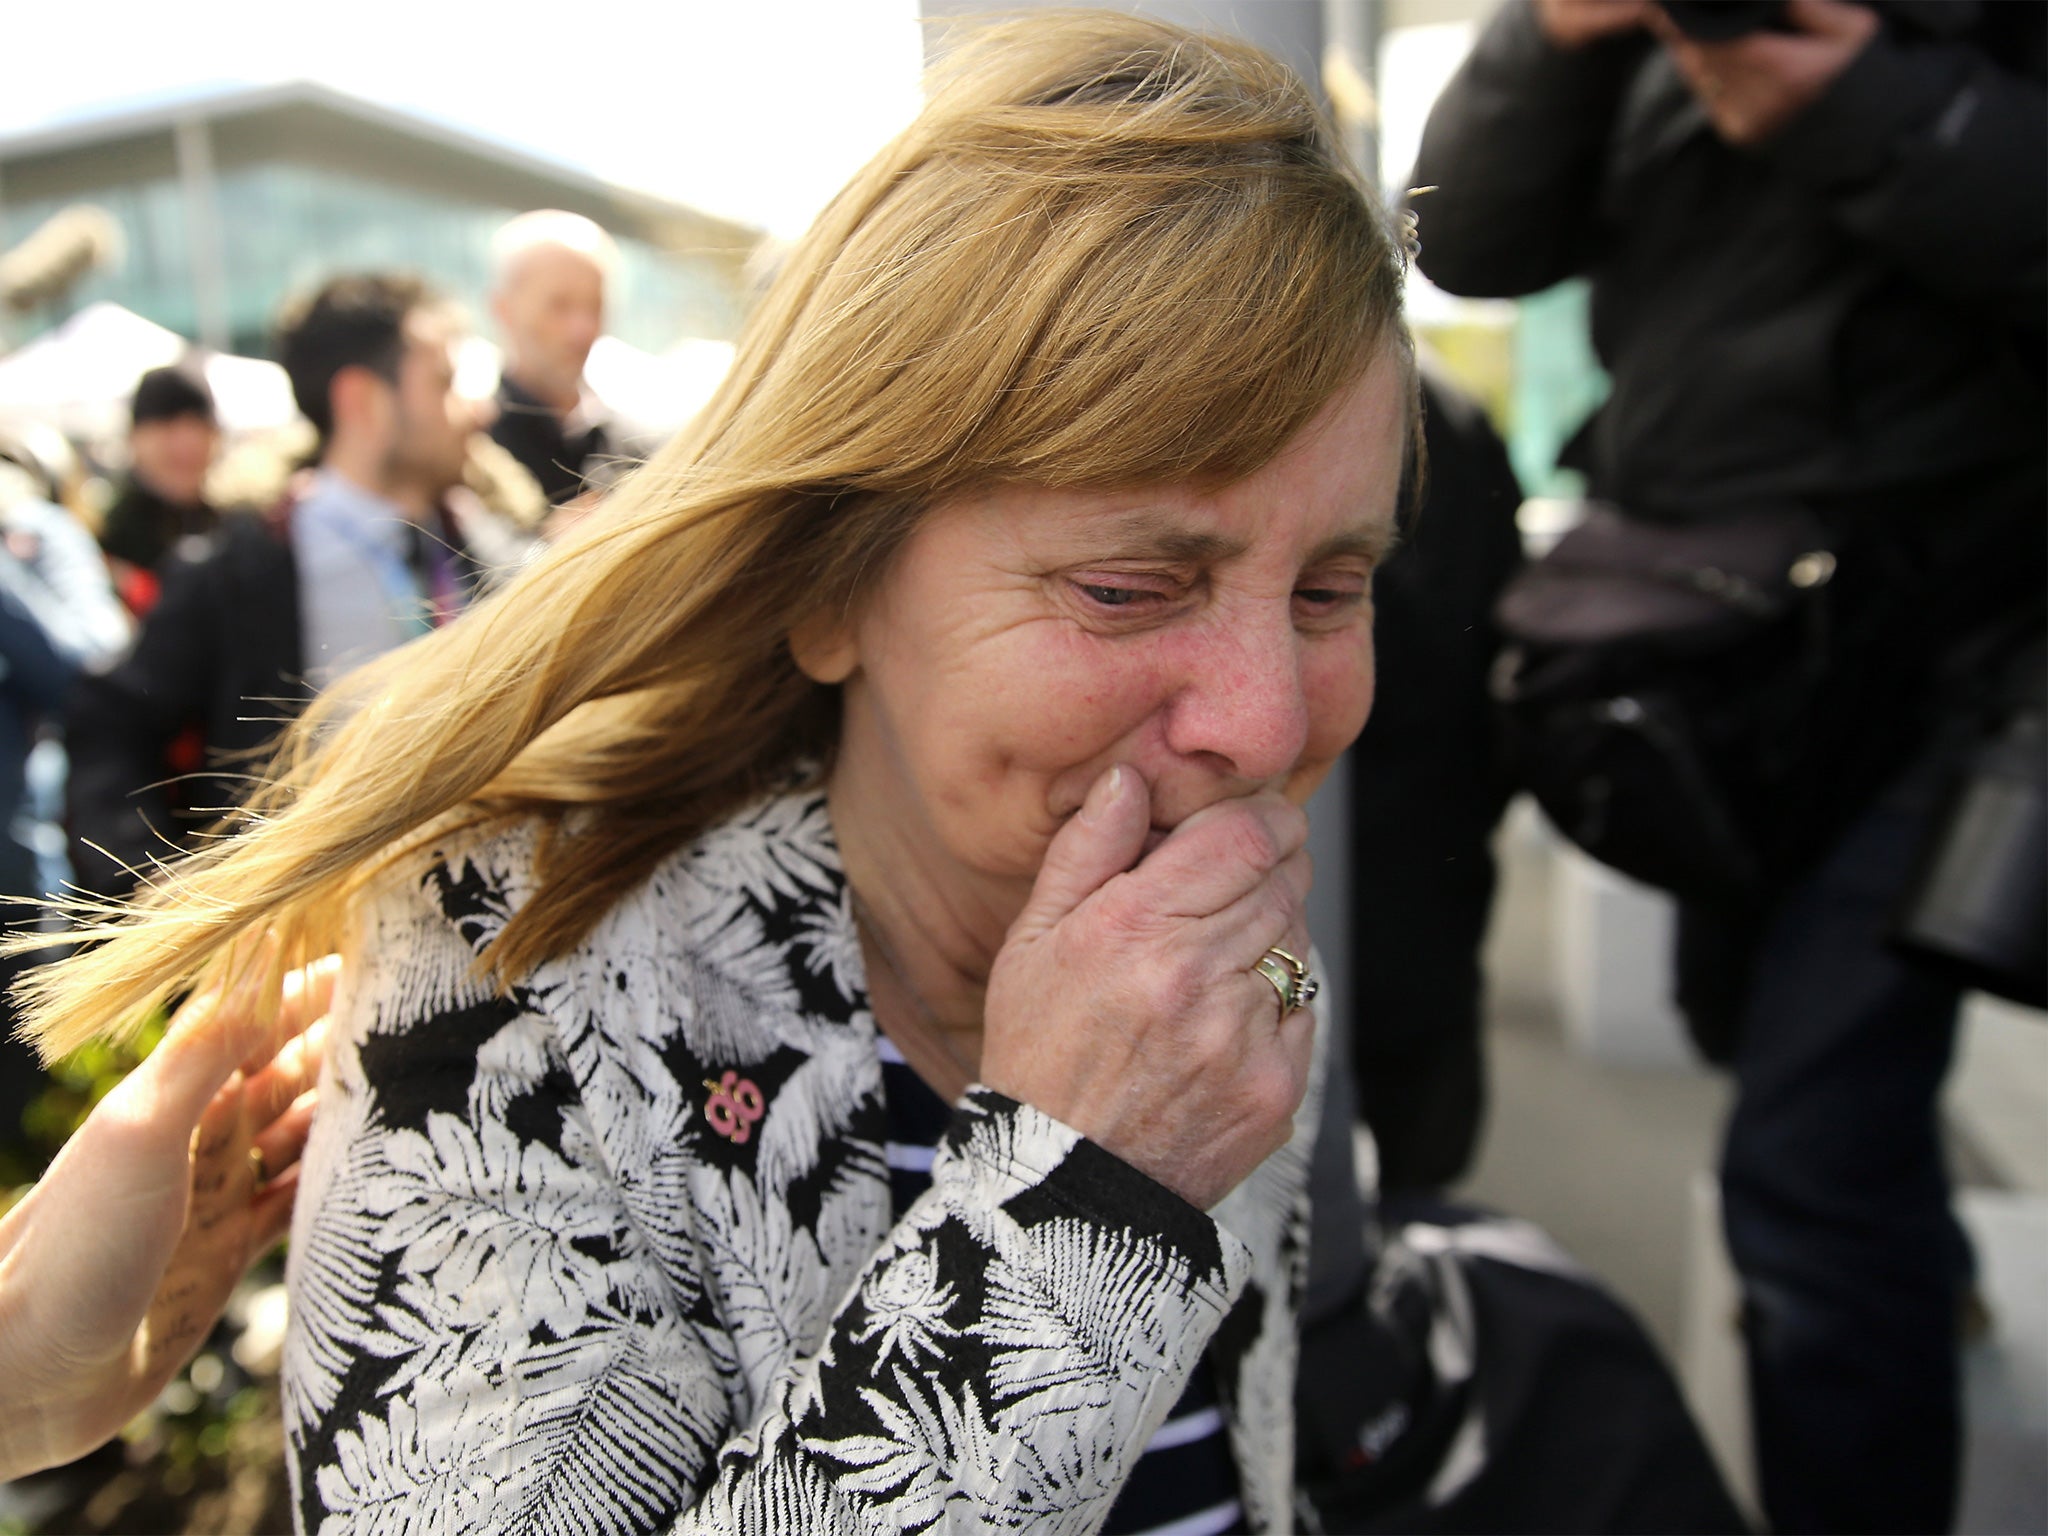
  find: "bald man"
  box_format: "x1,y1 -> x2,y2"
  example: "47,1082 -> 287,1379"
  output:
488,210 -> 617,506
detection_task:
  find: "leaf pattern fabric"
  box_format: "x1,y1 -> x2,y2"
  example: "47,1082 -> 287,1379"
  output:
284,787 -> 1322,1534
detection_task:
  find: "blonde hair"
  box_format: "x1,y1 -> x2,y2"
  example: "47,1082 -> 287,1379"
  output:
21,10 -> 1410,1058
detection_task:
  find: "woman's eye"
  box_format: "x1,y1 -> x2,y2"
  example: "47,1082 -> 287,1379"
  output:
1076,583 -> 1147,608
1295,586 -> 1363,611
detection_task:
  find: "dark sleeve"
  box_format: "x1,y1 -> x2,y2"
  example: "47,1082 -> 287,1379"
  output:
63,551 -> 220,899
1408,2 -> 1651,298
0,585 -> 76,719
0,504 -> 129,717
1761,23 -> 2047,328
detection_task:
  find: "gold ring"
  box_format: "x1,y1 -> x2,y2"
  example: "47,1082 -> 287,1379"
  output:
249,1145 -> 268,1187
1253,946 -> 1321,1015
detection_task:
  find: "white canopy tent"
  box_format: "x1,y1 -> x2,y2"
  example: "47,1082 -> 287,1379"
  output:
0,301 -> 297,455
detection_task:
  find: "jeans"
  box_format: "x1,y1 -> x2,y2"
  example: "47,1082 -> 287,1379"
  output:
1681,745 -> 1969,1535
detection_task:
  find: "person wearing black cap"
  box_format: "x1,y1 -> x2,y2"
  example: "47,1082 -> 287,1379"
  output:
99,362 -> 220,612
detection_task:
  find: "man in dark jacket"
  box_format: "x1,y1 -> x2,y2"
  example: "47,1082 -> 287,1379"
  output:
67,274 -> 488,901
98,363 -> 220,611
1411,2 -> 2045,1530
487,210 -> 617,508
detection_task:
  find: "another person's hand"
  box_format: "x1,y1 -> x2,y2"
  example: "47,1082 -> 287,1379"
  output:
1650,0 -> 1880,145
982,766 -> 1316,1211
1535,0 -> 1653,51
0,956 -> 336,1482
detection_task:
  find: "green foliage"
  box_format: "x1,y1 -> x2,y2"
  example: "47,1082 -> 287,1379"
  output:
0,1006 -> 167,1195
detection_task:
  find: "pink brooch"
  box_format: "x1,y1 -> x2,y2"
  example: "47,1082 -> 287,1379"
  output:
703,1071 -> 766,1144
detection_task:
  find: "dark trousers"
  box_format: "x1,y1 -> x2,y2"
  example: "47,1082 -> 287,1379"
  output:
1680,746 -> 1968,1535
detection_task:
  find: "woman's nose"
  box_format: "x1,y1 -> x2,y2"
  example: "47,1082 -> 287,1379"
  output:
1161,614 -> 1310,782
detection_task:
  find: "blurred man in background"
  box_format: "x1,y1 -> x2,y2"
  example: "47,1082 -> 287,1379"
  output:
98,363 -> 220,613
488,209 -> 617,508
66,273 -> 488,901
1411,1 -> 2045,1530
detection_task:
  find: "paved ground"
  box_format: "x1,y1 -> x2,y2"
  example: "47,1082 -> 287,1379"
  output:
1456,833 -> 1730,1355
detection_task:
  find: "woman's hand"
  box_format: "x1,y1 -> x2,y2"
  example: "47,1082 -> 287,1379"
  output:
0,955 -> 336,1482
981,765 -> 1316,1211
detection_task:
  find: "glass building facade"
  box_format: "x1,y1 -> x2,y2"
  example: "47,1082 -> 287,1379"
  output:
1,111 -> 749,360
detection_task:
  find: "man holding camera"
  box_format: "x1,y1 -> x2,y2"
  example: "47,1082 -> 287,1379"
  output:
1412,1 -> 2044,1530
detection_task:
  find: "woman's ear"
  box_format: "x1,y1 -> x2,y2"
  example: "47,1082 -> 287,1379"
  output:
789,611 -> 859,685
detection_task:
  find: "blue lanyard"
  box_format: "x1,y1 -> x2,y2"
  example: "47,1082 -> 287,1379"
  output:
299,497 -> 436,639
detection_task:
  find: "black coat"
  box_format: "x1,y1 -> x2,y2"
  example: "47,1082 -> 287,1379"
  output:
1412,0 -> 2046,820
66,512 -> 304,900
98,477 -> 218,574
1411,0 -> 2046,523
1344,364 -> 1525,1192
489,374 -> 608,506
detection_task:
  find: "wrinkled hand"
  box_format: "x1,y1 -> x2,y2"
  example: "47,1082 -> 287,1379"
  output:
1535,0 -> 1653,51
1650,0 -> 1880,145
0,955 -> 337,1481
981,766 -> 1316,1212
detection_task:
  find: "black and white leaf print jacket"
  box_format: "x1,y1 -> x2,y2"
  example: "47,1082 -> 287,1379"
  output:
284,787 -> 1326,1535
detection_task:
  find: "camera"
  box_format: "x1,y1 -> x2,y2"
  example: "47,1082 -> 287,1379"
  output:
1656,1 -> 1789,41
1889,636 -> 2047,1010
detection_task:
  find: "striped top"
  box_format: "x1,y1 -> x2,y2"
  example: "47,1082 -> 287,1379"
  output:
879,1035 -> 1247,1536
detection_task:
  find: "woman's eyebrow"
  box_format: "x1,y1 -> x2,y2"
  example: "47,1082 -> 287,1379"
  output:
1058,506 -> 1242,562
1310,524 -> 1397,566
1060,507 -> 1395,565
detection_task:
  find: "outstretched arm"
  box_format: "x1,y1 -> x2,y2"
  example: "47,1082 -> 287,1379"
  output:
1409,0 -> 1653,298
0,957 -> 331,1482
